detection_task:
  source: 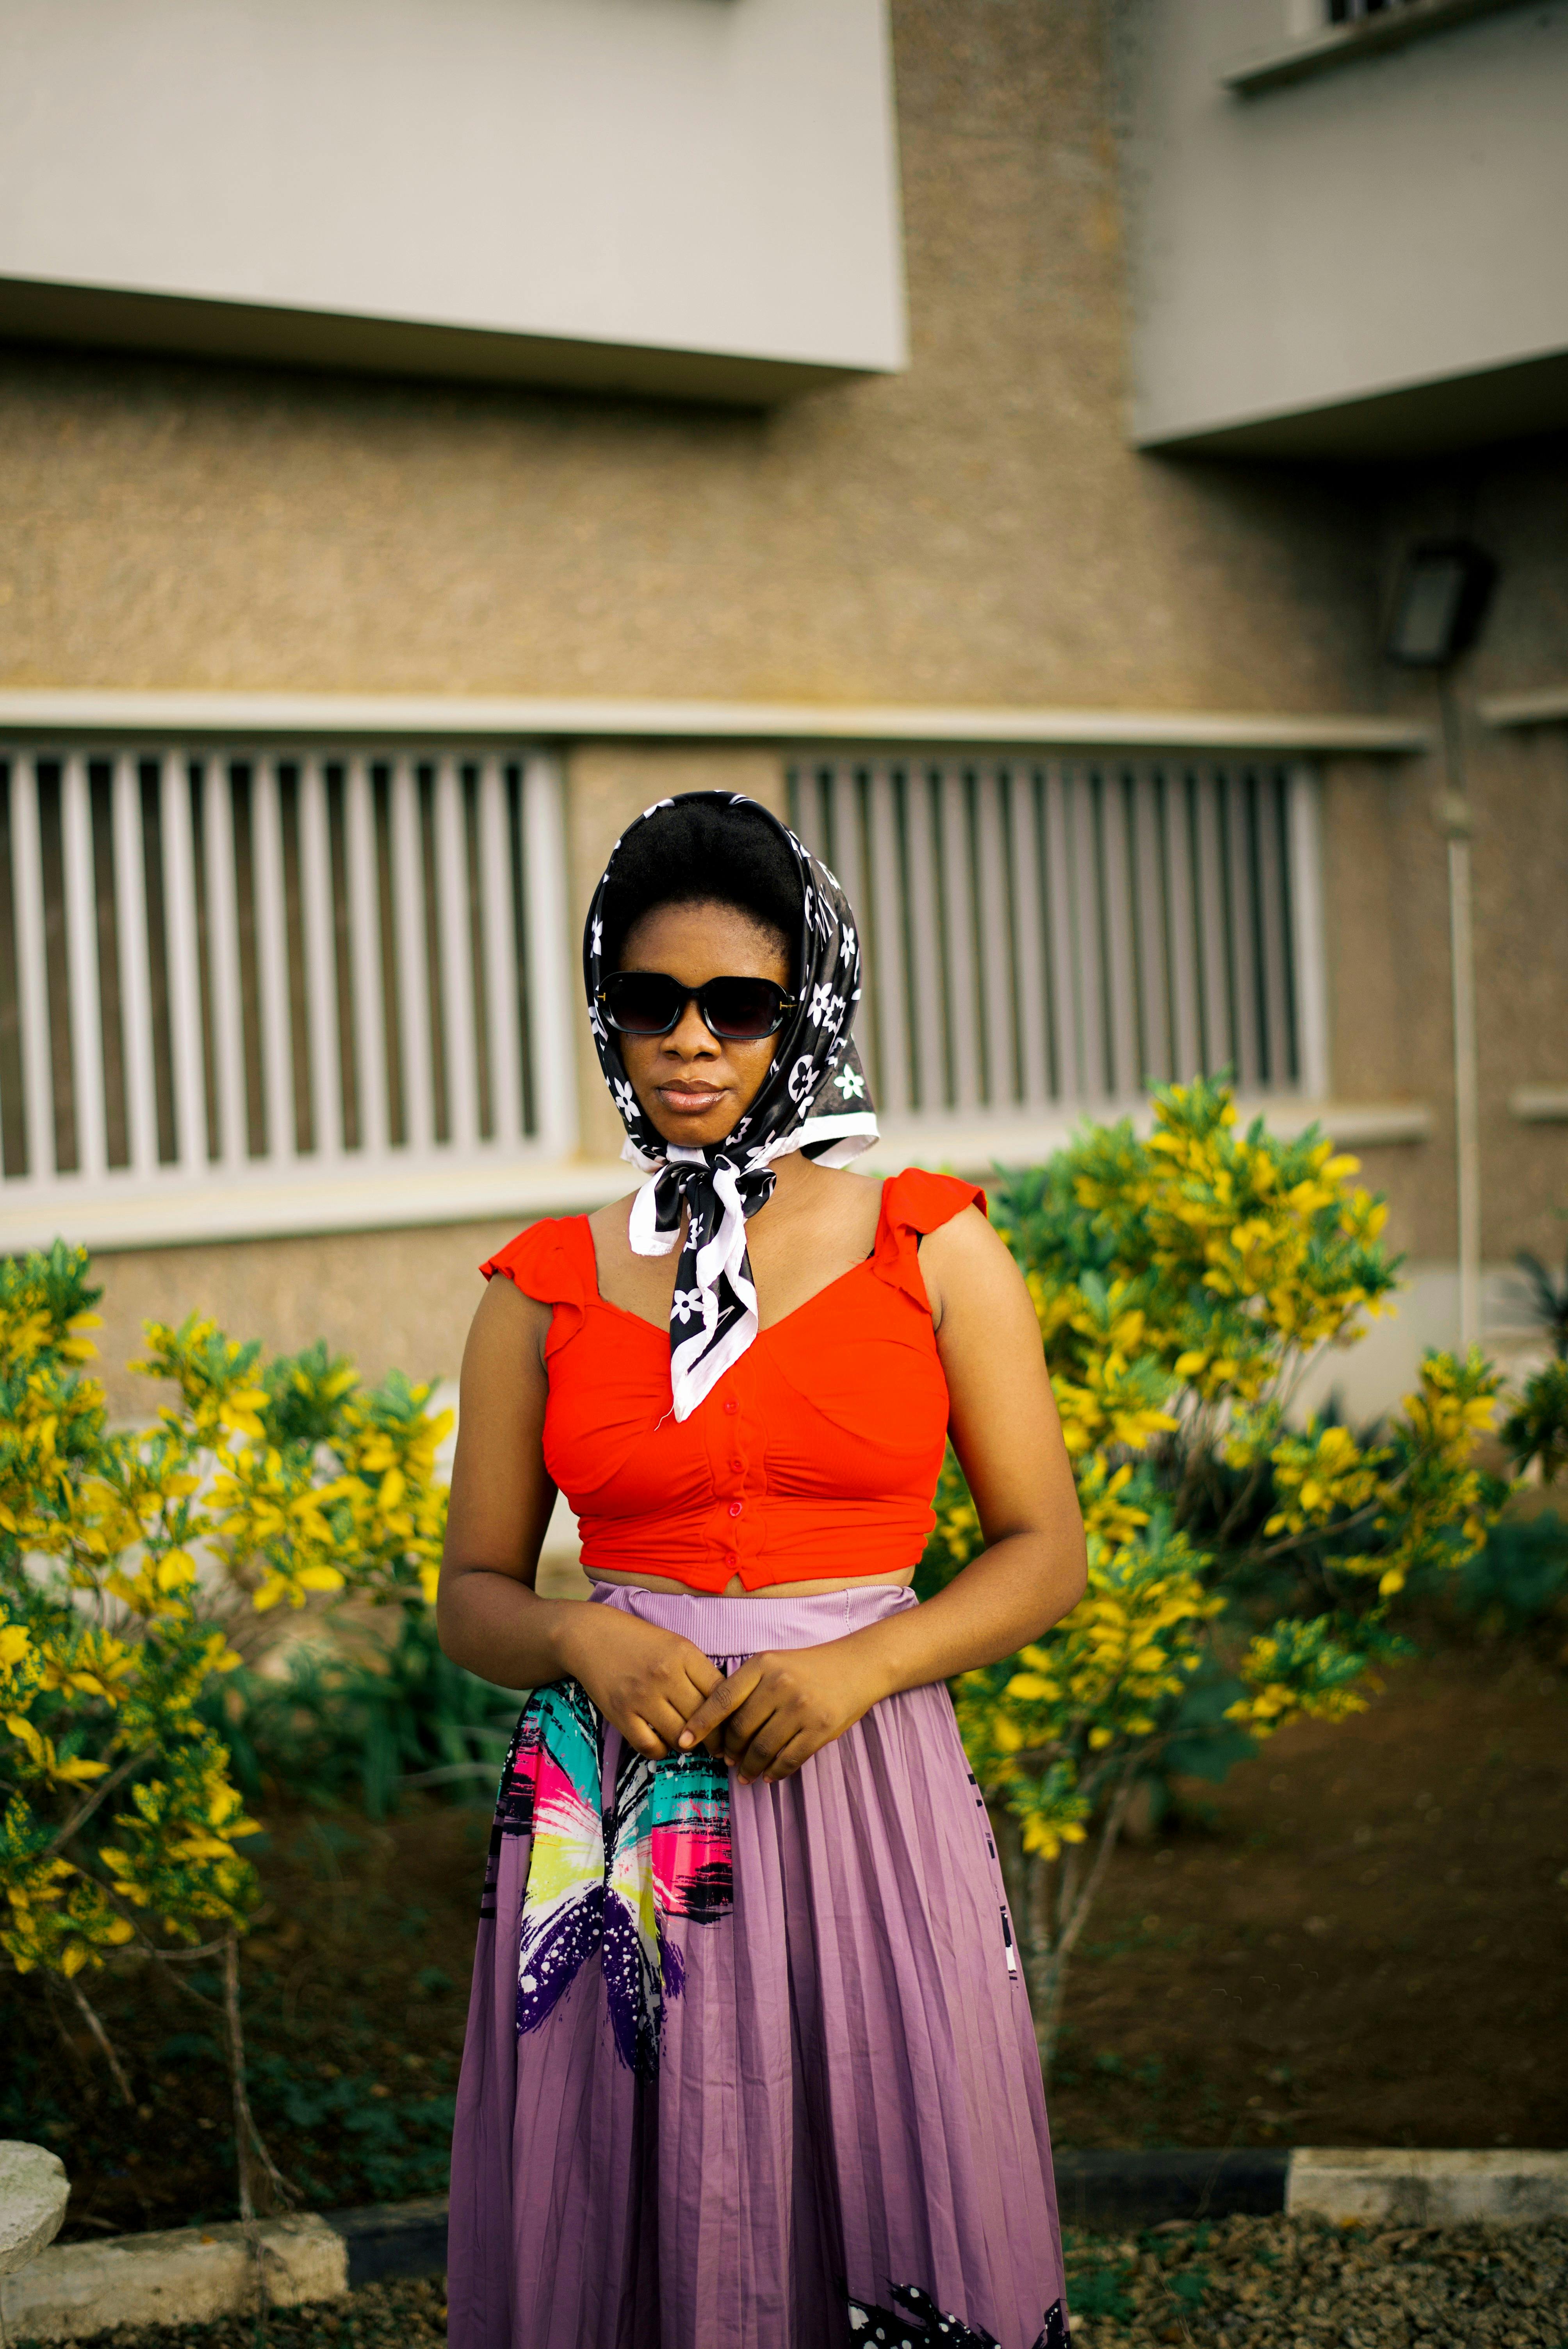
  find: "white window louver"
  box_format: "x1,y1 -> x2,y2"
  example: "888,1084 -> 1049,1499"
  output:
0,746 -> 575,1221
788,756 -> 1328,1120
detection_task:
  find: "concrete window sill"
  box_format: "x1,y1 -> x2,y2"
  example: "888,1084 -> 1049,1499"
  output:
1509,1085 -> 1568,1123
0,1098 -> 1435,1257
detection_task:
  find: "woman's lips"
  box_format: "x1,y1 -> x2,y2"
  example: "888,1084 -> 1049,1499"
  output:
658,1083 -> 726,1112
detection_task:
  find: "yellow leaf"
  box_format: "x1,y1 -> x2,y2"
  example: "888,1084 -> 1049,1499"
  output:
296,1565 -> 346,1594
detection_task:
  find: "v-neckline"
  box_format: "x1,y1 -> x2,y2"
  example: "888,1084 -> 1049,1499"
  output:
586,1181 -> 888,1342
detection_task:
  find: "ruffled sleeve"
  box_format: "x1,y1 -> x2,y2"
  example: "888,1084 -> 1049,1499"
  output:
871,1169 -> 988,1307
479,1217 -> 596,1355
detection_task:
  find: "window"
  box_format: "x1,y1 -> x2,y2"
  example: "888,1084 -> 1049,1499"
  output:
0,741 -> 575,1222
788,754 -> 1327,1120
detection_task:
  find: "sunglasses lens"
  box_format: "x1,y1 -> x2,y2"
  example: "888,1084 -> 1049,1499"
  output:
604,973 -> 681,1034
704,979 -> 787,1039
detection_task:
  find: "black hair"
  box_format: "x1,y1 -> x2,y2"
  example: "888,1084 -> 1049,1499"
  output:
600,798 -> 803,976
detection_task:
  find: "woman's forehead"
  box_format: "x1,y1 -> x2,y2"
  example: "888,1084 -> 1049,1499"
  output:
618,898 -> 791,974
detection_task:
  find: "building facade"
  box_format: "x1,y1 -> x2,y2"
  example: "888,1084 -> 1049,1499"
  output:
0,0 -> 1564,1418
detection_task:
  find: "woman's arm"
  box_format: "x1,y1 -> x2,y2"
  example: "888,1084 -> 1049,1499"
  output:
677,1206 -> 1086,1780
437,1276 -> 725,1758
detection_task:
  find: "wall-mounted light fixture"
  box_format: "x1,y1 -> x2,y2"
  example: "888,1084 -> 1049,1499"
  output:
1384,538 -> 1496,667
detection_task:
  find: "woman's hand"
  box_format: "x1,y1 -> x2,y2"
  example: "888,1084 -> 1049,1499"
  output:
675,1639 -> 889,1784
558,1606 -> 725,1762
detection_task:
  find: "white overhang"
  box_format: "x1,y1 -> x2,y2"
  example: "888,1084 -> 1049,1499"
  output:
0,0 -> 906,407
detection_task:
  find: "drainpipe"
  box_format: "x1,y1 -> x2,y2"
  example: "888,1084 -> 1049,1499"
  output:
1436,676 -> 1481,1353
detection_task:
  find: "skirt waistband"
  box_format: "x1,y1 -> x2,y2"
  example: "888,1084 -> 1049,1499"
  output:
588,1580 -> 919,1654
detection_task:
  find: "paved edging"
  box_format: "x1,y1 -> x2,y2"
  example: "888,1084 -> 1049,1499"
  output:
1286,2148 -> 1568,2229
0,2213 -> 345,2343
5,2155 -> 1566,2340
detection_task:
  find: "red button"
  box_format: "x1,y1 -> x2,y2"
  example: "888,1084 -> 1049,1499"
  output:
723,1399 -> 738,1415
724,1552 -> 738,1570
728,1500 -> 743,1519
731,1458 -> 743,1473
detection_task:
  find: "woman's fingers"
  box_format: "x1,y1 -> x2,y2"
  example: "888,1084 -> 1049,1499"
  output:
677,1647 -> 726,1704
676,1661 -> 763,1749
760,1731 -> 813,1782
734,1715 -> 805,1783
635,1705 -> 681,1752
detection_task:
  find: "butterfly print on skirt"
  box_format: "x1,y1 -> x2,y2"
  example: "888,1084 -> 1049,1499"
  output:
847,2283 -> 1070,2348
494,1676 -> 733,2076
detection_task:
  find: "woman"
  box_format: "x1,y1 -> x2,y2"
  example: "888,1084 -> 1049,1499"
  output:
440,792 -> 1086,2349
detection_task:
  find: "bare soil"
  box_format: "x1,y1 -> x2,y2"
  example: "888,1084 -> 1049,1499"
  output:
5,1643 -> 1563,2245
1044,1643 -> 1568,2155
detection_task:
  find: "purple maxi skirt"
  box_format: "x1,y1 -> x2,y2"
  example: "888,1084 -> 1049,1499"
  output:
447,1584 -> 1070,2349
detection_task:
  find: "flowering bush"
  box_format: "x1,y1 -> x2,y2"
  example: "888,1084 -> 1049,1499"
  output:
0,1242 -> 449,2206
925,1077 -> 1509,2061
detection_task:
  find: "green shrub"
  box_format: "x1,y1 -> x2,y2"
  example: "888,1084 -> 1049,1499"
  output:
204,1608 -> 525,1819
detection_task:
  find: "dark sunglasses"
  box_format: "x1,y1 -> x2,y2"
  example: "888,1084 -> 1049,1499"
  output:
598,971 -> 797,1042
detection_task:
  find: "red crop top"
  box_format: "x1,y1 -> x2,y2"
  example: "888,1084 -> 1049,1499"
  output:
480,1168 -> 984,1594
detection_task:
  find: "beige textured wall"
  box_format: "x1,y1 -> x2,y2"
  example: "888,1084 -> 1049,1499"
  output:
1323,725 -> 1568,1269
1320,432 -> 1568,1267
0,4 -> 1380,713
87,1217 -> 522,1422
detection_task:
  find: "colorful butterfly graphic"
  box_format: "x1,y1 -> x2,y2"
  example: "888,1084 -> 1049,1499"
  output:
495,1677 -> 732,2077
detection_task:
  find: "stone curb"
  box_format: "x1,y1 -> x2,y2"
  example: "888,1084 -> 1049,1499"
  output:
4,2155 -> 1566,2339
1285,2148 -> 1568,2230
0,2213 -> 346,2344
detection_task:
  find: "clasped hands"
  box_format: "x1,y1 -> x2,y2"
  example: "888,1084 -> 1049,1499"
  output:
561,1606 -> 887,1785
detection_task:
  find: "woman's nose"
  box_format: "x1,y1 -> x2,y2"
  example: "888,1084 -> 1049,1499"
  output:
666,996 -> 718,1053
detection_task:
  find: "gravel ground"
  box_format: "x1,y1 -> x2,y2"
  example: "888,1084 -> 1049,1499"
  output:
18,2218 -> 1567,2346
1063,2214 -> 1568,2348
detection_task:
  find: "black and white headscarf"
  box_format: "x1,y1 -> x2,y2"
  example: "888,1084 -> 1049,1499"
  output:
585,792 -> 878,1420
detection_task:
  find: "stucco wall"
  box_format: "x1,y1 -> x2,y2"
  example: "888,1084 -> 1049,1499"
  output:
0,3 -> 1381,715
1320,431 -> 1568,1271
87,1216 -> 518,1423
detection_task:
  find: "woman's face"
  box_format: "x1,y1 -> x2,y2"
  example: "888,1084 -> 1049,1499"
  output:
616,899 -> 791,1150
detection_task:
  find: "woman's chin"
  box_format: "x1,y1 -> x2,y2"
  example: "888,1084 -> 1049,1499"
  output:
645,1102 -> 744,1150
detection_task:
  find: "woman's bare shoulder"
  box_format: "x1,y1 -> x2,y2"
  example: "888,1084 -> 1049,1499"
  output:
466,1269 -> 552,1379
918,1203 -> 1027,1326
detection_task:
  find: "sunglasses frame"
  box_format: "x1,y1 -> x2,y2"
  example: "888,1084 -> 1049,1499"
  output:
597,971 -> 799,1043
